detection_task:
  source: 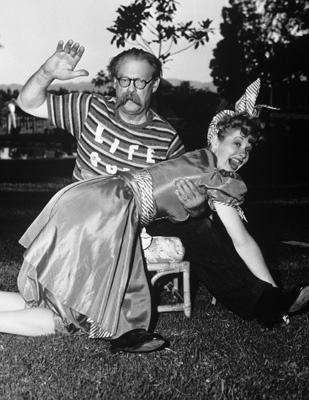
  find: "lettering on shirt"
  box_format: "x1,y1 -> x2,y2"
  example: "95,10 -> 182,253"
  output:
95,125 -> 104,144
90,152 -> 101,167
128,145 -> 139,160
146,148 -> 155,163
89,152 -> 131,174
92,125 -> 157,174
106,165 -> 118,174
110,138 -> 120,154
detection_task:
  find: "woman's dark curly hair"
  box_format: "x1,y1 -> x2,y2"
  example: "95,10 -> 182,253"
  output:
216,112 -> 265,146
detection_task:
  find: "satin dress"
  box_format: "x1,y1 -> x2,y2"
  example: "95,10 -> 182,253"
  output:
17,148 -> 247,338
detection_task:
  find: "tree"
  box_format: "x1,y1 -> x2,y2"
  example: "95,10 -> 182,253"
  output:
210,0 -> 309,100
91,70 -> 115,94
92,0 -> 213,89
107,0 -> 213,64
161,83 -> 220,149
0,89 -> 19,112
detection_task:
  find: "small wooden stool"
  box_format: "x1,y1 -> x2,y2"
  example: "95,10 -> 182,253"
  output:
141,229 -> 191,318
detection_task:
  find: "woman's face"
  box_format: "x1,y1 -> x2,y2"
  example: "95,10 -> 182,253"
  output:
211,128 -> 253,172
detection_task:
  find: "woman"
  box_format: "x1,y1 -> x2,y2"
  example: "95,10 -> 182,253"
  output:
0,80 -> 308,350
149,78 -> 309,329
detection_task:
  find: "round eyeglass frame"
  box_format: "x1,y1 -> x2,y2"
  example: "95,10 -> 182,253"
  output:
116,77 -> 155,90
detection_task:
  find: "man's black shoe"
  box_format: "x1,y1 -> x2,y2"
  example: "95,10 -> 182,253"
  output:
110,328 -> 168,354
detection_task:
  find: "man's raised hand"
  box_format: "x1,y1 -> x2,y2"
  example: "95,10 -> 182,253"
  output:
41,40 -> 89,81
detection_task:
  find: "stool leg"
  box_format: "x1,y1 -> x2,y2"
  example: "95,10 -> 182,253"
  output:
182,262 -> 191,317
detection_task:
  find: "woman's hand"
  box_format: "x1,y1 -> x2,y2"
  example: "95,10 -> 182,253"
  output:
175,179 -> 207,217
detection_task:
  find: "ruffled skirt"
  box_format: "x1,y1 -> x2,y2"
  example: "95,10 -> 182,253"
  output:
17,175 -> 150,337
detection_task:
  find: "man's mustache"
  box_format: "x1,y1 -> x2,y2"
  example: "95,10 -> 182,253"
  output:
115,92 -> 141,109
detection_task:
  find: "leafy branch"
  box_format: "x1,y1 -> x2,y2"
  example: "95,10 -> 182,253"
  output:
107,0 -> 214,64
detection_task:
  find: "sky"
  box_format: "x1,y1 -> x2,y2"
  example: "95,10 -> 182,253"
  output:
0,0 -> 229,86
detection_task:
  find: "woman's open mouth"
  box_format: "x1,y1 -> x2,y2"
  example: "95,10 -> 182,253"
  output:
229,158 -> 242,171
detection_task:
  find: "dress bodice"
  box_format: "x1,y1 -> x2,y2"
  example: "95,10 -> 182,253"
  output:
146,148 -> 247,222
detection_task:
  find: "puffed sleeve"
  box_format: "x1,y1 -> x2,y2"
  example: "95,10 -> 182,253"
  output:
197,169 -> 247,211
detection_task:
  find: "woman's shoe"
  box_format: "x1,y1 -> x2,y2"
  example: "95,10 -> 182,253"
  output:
287,285 -> 309,313
110,328 -> 168,354
255,284 -> 309,329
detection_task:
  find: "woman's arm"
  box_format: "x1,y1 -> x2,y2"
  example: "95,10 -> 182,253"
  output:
214,202 -> 277,287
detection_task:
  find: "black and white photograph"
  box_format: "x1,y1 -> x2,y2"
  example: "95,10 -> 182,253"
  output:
0,1 -> 308,398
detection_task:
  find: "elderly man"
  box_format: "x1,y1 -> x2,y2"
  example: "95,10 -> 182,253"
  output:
17,40 -> 205,353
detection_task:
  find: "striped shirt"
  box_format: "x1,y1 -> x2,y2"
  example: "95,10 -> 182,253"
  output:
47,93 -> 185,181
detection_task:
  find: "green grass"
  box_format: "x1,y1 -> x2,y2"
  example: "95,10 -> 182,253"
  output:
1,182 -> 309,399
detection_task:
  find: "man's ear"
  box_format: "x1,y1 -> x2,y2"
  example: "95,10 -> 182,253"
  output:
152,78 -> 161,93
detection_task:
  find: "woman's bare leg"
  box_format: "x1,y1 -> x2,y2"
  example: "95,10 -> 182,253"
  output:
0,291 -> 55,336
0,308 -> 55,336
0,291 -> 27,311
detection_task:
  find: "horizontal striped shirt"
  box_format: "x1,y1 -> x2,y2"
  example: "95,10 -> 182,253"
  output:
47,93 -> 185,181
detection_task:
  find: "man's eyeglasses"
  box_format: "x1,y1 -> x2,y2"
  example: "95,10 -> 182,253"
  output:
116,77 -> 155,90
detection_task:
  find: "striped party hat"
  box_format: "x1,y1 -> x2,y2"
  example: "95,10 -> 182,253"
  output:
207,78 -> 278,146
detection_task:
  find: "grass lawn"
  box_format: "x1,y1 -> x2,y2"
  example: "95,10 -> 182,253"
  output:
0,181 -> 309,399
